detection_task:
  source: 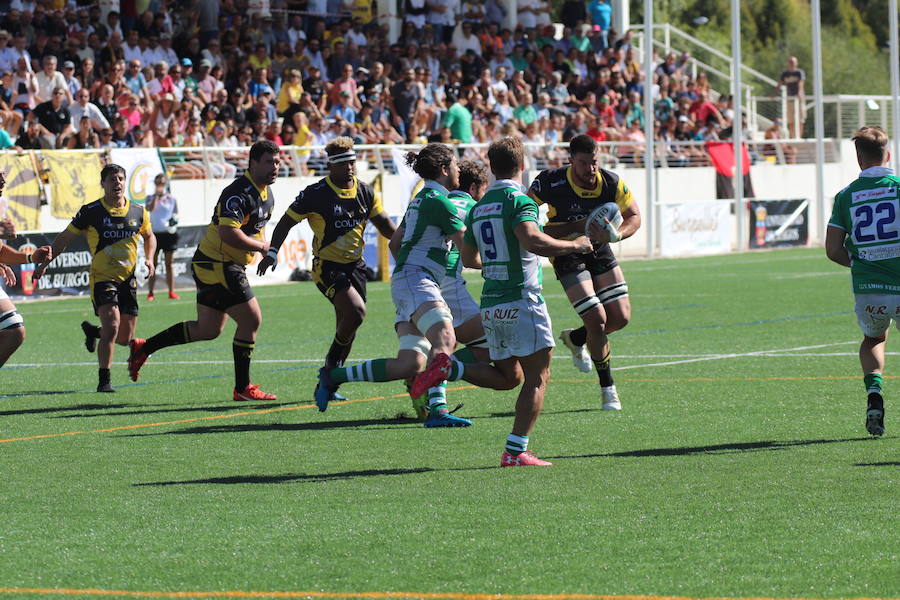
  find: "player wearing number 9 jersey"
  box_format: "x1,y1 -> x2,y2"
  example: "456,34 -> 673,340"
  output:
826,126 -> 900,437
461,136 -> 593,466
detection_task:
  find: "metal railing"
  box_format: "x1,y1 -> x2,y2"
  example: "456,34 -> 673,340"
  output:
154,139 -> 840,180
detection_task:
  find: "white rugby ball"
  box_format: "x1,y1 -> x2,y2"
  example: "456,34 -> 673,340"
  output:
585,202 -> 623,242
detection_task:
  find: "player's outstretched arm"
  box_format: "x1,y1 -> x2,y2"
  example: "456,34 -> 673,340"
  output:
370,211 -> 397,241
256,214 -> 295,276
33,229 -> 78,281
515,221 -> 593,258
0,243 -> 51,265
825,225 -> 851,268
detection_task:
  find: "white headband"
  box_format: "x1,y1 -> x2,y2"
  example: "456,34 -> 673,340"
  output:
327,150 -> 356,164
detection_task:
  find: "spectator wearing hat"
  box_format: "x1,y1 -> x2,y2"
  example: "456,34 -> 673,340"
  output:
60,59 -> 81,96
150,91 -> 176,145
329,90 -> 356,123
193,59 -> 218,105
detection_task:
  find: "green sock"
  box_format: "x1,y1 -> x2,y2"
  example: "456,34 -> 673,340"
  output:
864,372 -> 883,394
447,358 -> 465,381
452,346 -> 477,364
331,358 -> 390,383
427,381 -> 448,412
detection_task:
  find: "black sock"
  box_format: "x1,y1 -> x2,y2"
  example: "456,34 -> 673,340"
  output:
325,334 -> 354,368
570,326 -> 587,347
85,322 -> 100,337
143,322 -> 191,355
233,338 -> 254,391
593,350 -> 614,387
98,367 -> 111,385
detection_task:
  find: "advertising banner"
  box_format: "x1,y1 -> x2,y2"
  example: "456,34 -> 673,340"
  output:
110,148 -> 165,205
0,153 -> 41,231
659,201 -> 732,257
749,199 -> 809,248
45,151 -> 104,218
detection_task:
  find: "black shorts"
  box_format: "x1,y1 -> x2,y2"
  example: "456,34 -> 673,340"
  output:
552,243 -> 618,281
191,251 -> 254,312
154,231 -> 179,252
92,277 -> 139,316
313,257 -> 368,303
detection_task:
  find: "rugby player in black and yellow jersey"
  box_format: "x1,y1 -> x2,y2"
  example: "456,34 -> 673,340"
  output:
527,134 -> 642,411
34,164 -> 156,393
258,137 -> 396,381
128,140 -> 282,402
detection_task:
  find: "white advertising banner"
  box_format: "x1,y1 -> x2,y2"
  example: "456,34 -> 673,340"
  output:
109,148 -> 165,206
245,220 -> 315,287
659,201 -> 732,257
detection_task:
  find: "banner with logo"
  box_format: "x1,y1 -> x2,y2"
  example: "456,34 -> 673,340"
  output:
110,148 -> 165,206
45,151 -> 104,219
659,201 -> 732,257
749,199 -> 809,248
0,153 -> 41,231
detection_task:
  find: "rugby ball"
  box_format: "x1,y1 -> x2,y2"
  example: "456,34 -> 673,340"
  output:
585,202 -> 623,242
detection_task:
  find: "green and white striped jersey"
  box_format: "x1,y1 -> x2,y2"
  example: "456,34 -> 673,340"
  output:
829,166 -> 900,294
445,190 -> 477,279
394,180 -> 466,280
463,180 -> 543,308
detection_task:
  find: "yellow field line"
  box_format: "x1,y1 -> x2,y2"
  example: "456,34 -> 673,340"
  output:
0,589 -> 894,600
0,386 -> 474,445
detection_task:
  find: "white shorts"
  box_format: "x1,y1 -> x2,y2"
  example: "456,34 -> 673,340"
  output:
392,266 -> 445,324
440,275 -> 480,328
481,295 -> 555,361
0,285 -> 8,301
855,294 -> 900,338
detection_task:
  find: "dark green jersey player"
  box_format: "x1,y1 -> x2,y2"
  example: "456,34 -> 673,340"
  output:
826,126 -> 899,437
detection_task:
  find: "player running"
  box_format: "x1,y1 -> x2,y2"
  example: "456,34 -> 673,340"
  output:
394,160 -> 524,418
461,136 -> 593,466
127,140 -> 281,402
315,143 -> 475,426
527,134 -> 642,410
34,164 -> 156,392
825,125 -> 900,437
257,137 -> 396,393
0,172 -> 52,368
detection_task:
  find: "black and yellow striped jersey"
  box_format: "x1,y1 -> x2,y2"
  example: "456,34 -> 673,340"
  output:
285,176 -> 382,264
198,173 -> 274,265
528,166 -> 633,225
66,198 -> 151,283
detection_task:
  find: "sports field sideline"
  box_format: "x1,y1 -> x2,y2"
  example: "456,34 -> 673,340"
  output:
0,247 -> 896,599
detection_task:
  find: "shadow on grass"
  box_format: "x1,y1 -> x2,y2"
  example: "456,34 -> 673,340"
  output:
120,415 -> 422,437
486,408 -> 597,419
854,461 -> 900,467
134,467 -> 435,486
551,437 -> 874,459
0,402 -> 130,416
50,402 -> 299,419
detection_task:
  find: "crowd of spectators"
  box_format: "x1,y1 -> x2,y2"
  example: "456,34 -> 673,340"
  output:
0,0 -> 765,176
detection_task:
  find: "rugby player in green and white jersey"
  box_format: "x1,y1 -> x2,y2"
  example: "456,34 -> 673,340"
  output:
826,126 -> 900,437
315,143 -> 476,427
392,160 -> 525,418
461,137 -> 593,466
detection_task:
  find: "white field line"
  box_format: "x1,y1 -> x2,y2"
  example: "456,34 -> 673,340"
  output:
8,342 -> 861,369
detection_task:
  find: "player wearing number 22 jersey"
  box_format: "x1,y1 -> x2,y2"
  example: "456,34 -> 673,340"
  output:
826,126 -> 900,438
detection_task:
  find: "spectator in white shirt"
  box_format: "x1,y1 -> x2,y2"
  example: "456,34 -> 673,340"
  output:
68,88 -> 109,132
0,31 -> 17,73
142,35 -> 166,70
346,18 -> 368,47
105,11 -> 123,39
35,55 -> 70,104
158,35 -> 179,70
452,21 -> 481,56
287,14 -> 307,50
200,38 -> 226,70
488,51 -> 514,80
122,30 -> 143,65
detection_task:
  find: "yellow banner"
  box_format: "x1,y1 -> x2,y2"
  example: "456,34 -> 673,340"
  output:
45,151 -> 104,219
0,153 -> 41,231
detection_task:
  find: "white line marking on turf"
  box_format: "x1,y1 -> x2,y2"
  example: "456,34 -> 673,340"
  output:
612,341 -> 859,371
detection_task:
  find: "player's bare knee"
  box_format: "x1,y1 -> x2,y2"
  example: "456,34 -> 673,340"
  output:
605,313 -> 629,333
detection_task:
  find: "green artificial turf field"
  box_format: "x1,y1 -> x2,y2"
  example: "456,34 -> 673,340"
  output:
0,247 -> 896,599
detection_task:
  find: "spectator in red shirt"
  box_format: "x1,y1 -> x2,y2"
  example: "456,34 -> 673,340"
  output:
688,90 -> 724,127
